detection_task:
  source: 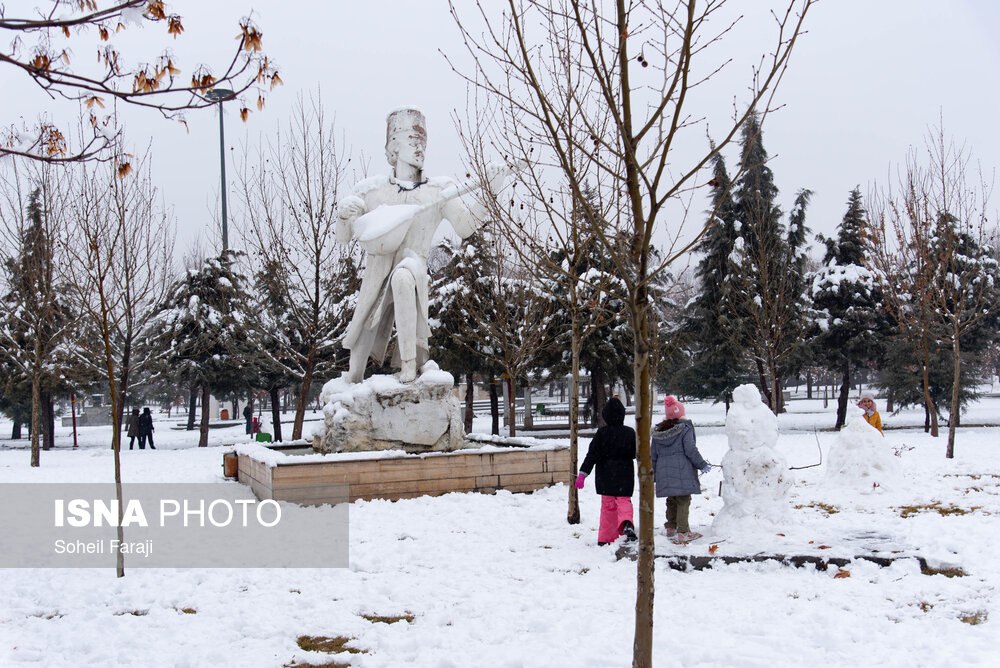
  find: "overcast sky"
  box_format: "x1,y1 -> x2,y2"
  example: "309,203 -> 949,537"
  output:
4,0 -> 999,266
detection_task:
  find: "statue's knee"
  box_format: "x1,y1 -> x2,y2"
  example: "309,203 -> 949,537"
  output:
391,269 -> 416,293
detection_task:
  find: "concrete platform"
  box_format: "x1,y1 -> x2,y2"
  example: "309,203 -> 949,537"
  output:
233,442 -> 571,505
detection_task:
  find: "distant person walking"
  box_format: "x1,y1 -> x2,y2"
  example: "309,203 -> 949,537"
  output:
138,407 -> 156,450
125,408 -> 140,450
652,396 -> 711,545
243,403 -> 253,435
575,397 -> 638,546
857,391 -> 883,434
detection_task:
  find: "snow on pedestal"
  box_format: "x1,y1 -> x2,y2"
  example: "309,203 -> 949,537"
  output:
825,407 -> 897,490
313,361 -> 465,454
712,384 -> 792,535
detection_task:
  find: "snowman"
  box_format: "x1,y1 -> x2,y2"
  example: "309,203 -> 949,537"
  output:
825,405 -> 896,490
712,384 -> 792,535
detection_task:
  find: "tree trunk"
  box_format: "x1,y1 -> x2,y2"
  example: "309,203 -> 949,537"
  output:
755,357 -> 772,410
464,373 -> 474,434
199,383 -> 210,447
920,361 -> 939,437
506,376 -> 516,437
30,372 -> 41,467
489,377 -> 500,436
772,367 -> 784,414
115,352 -> 131,436
806,369 -> 813,399
567,331 -> 582,525
47,396 -> 55,447
886,388 -> 894,413
835,366 -> 850,430
106,377 -> 125,579
522,384 -> 533,430
632,314 -> 655,668
269,386 -> 283,442
946,333 -> 961,459
591,366 -> 608,427
11,422 -> 22,439
293,351 -> 316,440
187,385 -> 197,430
41,391 -> 54,450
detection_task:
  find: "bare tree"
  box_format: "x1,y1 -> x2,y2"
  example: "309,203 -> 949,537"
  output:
236,93 -> 355,440
68,148 -> 175,426
58,148 -> 174,576
491,188 -> 624,519
448,2 -> 815,664
1,1 -> 280,164
458,76 -> 624,522
868,127 -> 1000,456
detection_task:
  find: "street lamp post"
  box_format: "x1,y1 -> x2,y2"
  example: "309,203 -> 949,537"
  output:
205,88 -> 235,252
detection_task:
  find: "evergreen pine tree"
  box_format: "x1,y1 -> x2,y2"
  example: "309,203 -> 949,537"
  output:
809,188 -> 888,428
428,233 -> 498,432
150,250 -> 258,446
1,188 -> 82,462
726,113 -> 811,412
676,149 -> 746,406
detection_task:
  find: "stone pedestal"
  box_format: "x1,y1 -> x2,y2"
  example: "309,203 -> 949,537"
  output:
313,367 -> 464,454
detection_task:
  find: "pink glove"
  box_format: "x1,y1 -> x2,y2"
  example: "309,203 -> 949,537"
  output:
575,473 -> 586,489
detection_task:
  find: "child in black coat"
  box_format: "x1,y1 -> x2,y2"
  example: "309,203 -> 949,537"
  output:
575,397 -> 637,545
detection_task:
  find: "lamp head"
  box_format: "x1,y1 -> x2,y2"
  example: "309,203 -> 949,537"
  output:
204,88 -> 236,102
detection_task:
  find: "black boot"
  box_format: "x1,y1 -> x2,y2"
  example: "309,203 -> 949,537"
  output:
622,521 -> 638,542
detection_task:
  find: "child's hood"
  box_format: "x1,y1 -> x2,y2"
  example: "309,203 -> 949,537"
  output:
602,397 -> 626,426
654,419 -> 692,444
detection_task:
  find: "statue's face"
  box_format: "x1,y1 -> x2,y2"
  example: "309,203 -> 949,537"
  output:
393,128 -> 426,170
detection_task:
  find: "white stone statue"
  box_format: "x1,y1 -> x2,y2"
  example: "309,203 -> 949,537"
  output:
336,107 -> 503,383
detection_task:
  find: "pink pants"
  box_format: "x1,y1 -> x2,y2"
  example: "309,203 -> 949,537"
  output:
598,495 -> 634,543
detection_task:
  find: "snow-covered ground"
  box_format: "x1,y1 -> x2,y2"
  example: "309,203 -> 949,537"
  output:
1,394 -> 998,667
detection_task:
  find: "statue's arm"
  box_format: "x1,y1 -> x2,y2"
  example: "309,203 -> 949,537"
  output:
336,195 -> 367,245
441,196 -> 481,240
441,163 -> 513,239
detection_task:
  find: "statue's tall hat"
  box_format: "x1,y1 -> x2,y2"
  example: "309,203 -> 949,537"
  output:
385,106 -> 426,148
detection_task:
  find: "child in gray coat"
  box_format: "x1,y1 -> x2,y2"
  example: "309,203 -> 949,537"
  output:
652,396 -> 711,544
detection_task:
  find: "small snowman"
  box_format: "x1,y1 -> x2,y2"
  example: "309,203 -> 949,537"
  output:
826,405 -> 897,490
712,384 -> 792,535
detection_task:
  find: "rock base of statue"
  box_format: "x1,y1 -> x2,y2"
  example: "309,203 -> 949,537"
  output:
313,365 -> 464,454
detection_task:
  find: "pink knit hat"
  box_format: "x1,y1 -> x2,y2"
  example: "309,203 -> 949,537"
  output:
663,395 -> 685,419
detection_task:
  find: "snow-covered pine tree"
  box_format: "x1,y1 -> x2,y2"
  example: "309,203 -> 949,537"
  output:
0,187 -> 81,464
726,114 -> 811,413
428,233 -> 498,433
249,255 -> 299,442
809,188 -> 887,428
538,229 -> 632,426
928,211 -> 1000,455
676,149 -> 746,407
461,232 -> 558,437
150,250 -> 258,446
